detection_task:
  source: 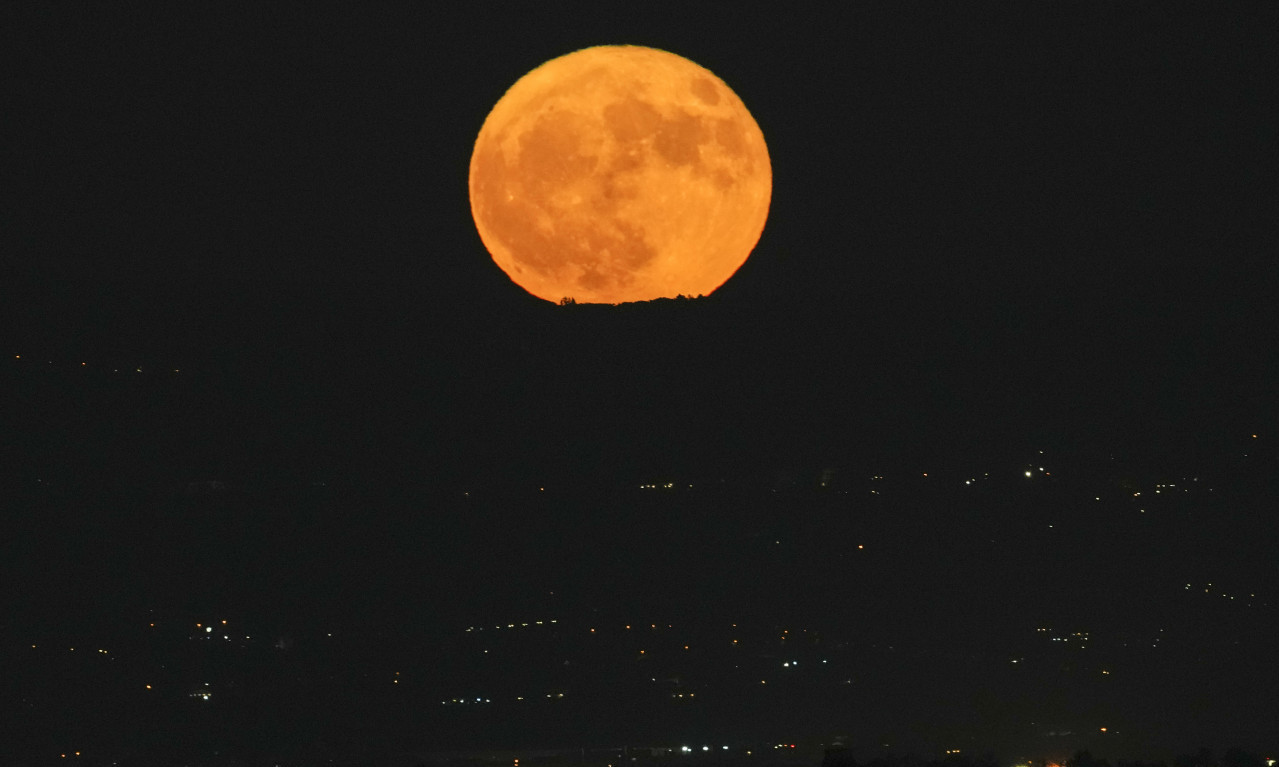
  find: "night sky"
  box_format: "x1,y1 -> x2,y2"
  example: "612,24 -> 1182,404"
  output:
3,4 -> 1276,765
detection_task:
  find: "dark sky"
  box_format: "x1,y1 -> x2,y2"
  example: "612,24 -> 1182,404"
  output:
4,6 -> 1271,293
5,3 -> 1275,474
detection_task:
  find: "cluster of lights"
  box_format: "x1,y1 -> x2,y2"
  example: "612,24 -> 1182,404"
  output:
1184,582 -> 1268,606
1037,627 -> 1090,643
465,619 -> 557,632
444,693 -> 565,706
12,354 -> 181,374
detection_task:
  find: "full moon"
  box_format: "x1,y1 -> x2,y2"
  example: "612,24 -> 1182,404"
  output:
469,45 -> 771,304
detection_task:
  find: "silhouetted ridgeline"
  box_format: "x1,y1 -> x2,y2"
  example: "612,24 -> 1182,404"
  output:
818,750 -> 1271,767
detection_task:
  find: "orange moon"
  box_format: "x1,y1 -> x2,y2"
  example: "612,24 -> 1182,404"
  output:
469,45 -> 771,304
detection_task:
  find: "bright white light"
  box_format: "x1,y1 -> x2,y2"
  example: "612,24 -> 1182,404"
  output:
703,746 -> 710,752
682,747 -> 691,753
206,627 -> 212,633
1025,471 -> 1032,477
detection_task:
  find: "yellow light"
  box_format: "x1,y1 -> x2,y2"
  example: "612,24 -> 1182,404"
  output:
146,684 -> 152,689
1100,727 -> 1107,732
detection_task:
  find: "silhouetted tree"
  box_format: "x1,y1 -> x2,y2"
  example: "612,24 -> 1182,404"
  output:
1070,751 -> 1113,767
1175,749 -> 1215,767
559,296 -> 576,306
1220,749 -> 1264,767
822,746 -> 859,767
1117,760 -> 1169,767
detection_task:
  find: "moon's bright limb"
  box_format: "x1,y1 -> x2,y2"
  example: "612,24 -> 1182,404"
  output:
469,45 -> 771,304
